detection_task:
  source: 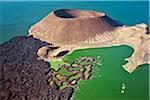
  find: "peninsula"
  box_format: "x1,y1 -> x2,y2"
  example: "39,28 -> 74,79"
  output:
29,9 -> 150,73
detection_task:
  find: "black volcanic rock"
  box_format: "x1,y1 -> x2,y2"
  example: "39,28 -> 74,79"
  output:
0,36 -> 73,100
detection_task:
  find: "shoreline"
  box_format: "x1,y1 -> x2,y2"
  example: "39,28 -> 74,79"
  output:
37,23 -> 150,73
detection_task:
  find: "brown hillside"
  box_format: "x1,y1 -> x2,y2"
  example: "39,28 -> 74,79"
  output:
29,9 -> 119,45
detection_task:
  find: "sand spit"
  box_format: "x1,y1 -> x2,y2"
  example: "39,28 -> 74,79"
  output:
29,9 -> 150,73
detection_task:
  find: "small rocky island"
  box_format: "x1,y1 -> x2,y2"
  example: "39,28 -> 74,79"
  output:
0,9 -> 149,100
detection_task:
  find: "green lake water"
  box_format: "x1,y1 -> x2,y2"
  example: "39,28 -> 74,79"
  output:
63,45 -> 149,100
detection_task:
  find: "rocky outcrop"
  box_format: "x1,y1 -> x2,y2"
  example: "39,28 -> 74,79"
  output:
116,24 -> 150,73
0,36 -> 73,100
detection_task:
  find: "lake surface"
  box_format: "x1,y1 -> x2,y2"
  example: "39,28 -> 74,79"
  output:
63,45 -> 149,100
0,1 -> 149,43
0,1 -> 149,100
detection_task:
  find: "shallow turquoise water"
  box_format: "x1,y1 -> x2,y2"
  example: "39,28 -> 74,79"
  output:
0,1 -> 149,43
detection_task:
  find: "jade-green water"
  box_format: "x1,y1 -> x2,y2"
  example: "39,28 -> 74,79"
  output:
63,45 -> 149,100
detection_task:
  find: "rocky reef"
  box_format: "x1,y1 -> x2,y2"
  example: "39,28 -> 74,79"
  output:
49,57 -> 97,90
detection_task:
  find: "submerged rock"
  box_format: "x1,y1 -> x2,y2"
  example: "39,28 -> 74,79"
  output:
0,36 -> 73,100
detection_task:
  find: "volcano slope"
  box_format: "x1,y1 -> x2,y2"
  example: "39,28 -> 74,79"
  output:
29,9 -> 150,73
